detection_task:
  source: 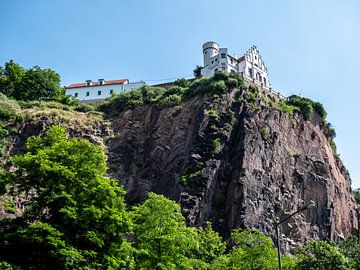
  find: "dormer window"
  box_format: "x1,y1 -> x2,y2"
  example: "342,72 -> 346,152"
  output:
85,80 -> 92,87
98,79 -> 105,85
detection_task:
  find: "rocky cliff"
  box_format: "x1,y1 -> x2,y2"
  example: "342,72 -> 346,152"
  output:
103,85 -> 358,253
4,83 -> 358,253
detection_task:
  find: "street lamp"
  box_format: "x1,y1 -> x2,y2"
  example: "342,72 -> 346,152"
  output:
275,200 -> 316,270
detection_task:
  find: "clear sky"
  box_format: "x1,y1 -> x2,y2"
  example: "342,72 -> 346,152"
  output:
1,0 -> 360,187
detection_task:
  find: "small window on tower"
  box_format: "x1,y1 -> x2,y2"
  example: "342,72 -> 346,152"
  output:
98,91 -> 101,95
86,92 -> 90,97
110,89 -> 113,95
74,93 -> 78,97
221,53 -> 226,58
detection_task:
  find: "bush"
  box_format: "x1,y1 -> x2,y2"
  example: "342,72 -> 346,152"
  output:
174,78 -> 189,88
212,138 -> 221,153
296,240 -> 351,269
260,127 -> 270,140
73,103 -> 95,113
287,95 -> 313,120
209,81 -> 227,94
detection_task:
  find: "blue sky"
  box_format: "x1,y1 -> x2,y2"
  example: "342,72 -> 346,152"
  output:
1,0 -> 360,187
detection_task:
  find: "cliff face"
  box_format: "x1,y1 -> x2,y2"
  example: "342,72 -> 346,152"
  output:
104,87 -> 358,253
5,86 -> 358,253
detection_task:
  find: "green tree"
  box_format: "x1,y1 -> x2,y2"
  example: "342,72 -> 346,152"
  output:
211,229 -> 295,270
0,126 -> 133,269
340,235 -> 360,269
296,240 -> 352,270
0,60 -> 65,101
193,65 -> 203,78
0,60 -> 26,97
15,66 -> 64,101
130,192 -> 207,269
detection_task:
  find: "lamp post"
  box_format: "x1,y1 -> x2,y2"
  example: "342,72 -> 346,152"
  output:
275,200 -> 316,270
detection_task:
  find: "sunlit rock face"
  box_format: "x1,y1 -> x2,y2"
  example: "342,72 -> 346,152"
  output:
7,86 -> 358,254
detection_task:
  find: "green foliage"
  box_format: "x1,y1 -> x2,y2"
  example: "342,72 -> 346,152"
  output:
212,138 -> 221,153
208,107 -> 219,119
211,229 -> 296,270
296,240 -> 351,270
0,126 -> 133,269
131,193 -> 205,269
277,101 -> 299,115
286,95 -> 327,122
179,169 -> 204,186
260,127 -> 270,140
287,95 -> 313,120
340,235 -> 360,269
174,78 -> 190,88
0,60 -> 64,101
193,65 -> 203,79
352,188 -> 360,204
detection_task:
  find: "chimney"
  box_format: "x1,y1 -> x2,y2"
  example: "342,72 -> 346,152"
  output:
98,79 -> 105,85
85,80 -> 92,87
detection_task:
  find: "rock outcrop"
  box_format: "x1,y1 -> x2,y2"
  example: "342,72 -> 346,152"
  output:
104,87 -> 358,253
4,86 -> 358,253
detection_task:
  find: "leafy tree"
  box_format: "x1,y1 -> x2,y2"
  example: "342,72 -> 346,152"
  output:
0,60 -> 26,97
353,188 -> 360,205
296,240 -> 352,270
211,229 -> 295,270
0,126 -> 133,269
340,235 -> 360,269
0,60 -> 65,101
193,65 -> 203,78
15,66 -> 64,101
130,192 -> 207,269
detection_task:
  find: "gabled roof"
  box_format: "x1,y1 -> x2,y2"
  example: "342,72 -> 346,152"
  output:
66,79 -> 129,89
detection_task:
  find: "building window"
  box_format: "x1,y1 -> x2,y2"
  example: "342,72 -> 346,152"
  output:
248,68 -> 253,77
221,53 -> 226,58
263,78 -> 267,86
215,58 -> 217,62
230,59 -> 233,64
222,67 -> 225,71
255,56 -> 257,60
211,60 -> 214,64
110,89 -> 113,95
214,68 -> 218,72
98,91 -> 101,95
74,93 -> 78,97
86,92 -> 89,97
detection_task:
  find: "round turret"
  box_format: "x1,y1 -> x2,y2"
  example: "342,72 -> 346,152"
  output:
203,41 -> 219,66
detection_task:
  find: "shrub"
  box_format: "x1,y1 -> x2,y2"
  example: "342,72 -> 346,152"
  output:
287,95 -> 313,120
73,103 -> 95,113
296,240 -> 351,269
208,108 -> 219,119
158,94 -> 182,107
209,81 -> 227,94
260,127 -> 270,140
212,138 -> 221,153
174,78 -> 189,88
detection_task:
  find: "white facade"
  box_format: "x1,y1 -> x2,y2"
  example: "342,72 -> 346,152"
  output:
201,41 -> 270,89
65,79 -> 145,102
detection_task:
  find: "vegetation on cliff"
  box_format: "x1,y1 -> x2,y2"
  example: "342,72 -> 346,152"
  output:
0,126 -> 358,269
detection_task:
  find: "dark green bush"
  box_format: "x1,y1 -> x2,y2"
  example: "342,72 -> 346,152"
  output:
73,103 -> 95,113
174,78 -> 189,88
287,95 -> 313,120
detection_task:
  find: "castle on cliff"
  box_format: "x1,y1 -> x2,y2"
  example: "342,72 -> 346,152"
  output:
201,41 -> 270,89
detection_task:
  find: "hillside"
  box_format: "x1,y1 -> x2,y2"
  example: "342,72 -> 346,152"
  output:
0,73 -> 358,254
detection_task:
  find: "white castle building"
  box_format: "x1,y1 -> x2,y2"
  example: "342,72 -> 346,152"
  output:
201,41 -> 270,89
65,78 -> 145,102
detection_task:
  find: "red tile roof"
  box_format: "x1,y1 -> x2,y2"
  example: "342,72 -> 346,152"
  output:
237,55 -> 245,62
66,79 -> 128,89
